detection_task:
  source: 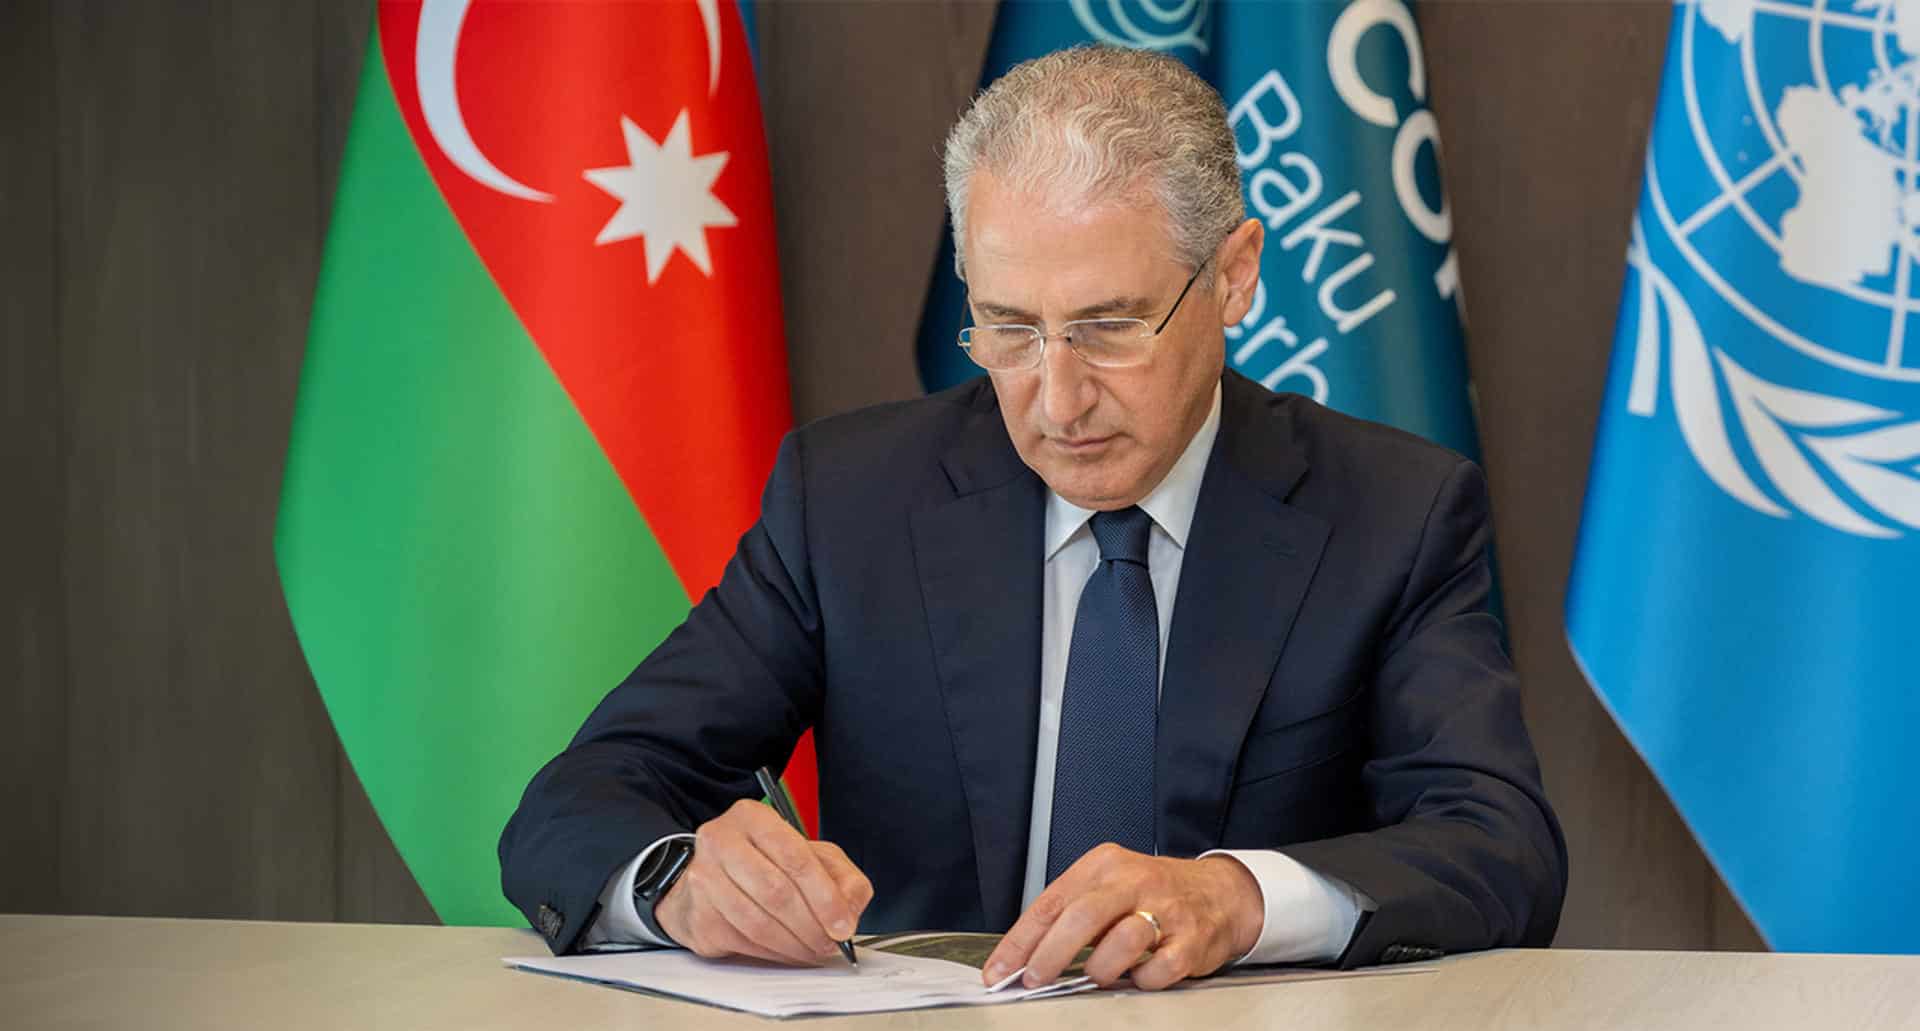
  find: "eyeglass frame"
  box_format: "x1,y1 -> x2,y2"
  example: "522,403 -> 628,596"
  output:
956,257 -> 1212,371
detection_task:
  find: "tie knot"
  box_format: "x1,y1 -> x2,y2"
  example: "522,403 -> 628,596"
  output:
1090,506 -> 1153,564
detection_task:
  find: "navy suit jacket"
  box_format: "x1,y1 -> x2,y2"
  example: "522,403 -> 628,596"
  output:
500,371 -> 1567,965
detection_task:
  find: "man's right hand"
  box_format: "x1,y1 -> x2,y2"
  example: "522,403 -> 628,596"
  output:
653,798 -> 874,964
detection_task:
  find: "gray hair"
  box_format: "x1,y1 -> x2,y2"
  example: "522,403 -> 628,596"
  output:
942,45 -> 1244,281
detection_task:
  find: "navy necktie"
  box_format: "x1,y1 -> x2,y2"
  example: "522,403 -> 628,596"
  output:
1047,505 -> 1158,884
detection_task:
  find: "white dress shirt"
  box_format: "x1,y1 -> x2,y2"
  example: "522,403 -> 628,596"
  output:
590,382 -> 1367,963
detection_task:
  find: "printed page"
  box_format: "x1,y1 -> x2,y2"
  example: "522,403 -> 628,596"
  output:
508,930 -> 1430,1017
505,935 -> 1095,1019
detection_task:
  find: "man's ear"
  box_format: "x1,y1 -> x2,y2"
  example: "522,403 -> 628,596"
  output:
1215,217 -> 1265,328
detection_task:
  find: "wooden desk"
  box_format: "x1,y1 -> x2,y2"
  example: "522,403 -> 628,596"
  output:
3,915 -> 1916,1029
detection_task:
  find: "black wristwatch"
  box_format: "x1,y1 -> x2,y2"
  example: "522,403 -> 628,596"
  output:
632,836 -> 696,945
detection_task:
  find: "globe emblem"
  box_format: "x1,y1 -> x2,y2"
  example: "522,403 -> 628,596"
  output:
1628,0 -> 1920,538
1649,0 -> 1920,378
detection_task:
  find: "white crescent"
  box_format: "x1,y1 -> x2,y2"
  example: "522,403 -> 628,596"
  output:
414,0 -> 725,204
416,0 -> 553,202
696,0 -> 721,96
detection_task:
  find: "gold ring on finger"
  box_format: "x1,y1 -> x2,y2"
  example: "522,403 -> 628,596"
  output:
1133,909 -> 1163,949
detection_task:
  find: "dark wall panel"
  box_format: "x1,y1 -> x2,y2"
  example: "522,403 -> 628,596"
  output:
47,0 -> 343,920
756,0 -> 998,419
0,0 -> 70,916
9,0 -> 431,925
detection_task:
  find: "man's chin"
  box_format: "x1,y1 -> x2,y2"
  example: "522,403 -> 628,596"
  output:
1041,471 -> 1148,511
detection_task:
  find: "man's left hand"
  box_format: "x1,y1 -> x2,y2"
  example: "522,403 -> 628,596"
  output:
981,845 -> 1264,991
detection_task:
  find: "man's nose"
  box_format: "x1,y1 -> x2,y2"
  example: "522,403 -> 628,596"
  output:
1038,333 -> 1097,429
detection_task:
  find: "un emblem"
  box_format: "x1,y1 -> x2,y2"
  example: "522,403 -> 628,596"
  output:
1629,0 -> 1920,539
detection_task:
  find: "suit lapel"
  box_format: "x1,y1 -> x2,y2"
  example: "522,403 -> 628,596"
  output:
909,394 -> 1044,929
1156,374 -> 1329,858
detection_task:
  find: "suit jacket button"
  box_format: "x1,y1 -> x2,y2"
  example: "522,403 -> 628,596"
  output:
537,904 -> 563,938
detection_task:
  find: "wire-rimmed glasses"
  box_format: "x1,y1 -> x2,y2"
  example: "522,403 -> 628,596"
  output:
957,260 -> 1209,371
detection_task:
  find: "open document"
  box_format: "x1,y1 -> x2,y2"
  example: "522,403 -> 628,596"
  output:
503,931 -> 1431,1019
505,932 -> 1094,1018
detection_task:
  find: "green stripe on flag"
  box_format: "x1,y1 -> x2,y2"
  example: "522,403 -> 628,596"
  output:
277,24 -> 689,926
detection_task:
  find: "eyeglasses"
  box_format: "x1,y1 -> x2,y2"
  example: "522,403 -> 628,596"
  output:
957,259 -> 1209,371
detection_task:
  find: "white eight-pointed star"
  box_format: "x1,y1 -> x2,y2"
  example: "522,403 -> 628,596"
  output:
583,110 -> 736,283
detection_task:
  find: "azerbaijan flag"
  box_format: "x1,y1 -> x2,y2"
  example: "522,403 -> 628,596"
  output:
276,0 -> 805,926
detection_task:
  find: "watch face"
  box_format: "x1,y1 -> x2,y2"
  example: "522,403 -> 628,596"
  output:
635,838 -> 694,900
634,844 -> 672,886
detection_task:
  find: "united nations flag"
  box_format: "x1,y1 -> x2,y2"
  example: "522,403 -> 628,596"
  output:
1569,0 -> 1920,952
917,0 -> 1484,459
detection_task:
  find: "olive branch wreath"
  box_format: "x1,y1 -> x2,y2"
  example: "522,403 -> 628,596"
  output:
1623,221 -> 1920,540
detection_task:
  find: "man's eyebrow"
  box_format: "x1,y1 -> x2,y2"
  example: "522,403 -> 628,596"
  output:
1068,295 -> 1154,319
970,295 -> 1155,322
970,300 -> 1038,322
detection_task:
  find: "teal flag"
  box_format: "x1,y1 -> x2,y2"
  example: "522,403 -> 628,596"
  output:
919,0 -> 1479,457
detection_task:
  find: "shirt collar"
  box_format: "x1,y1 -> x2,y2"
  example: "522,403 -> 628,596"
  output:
1043,380 -> 1223,561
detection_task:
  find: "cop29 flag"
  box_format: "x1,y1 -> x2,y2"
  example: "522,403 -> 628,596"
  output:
277,0 -> 799,925
1568,0 -> 1920,951
917,0 -> 1482,458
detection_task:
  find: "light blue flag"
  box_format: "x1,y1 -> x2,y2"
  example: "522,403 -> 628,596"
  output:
1568,0 -> 1920,952
916,0 -> 1483,458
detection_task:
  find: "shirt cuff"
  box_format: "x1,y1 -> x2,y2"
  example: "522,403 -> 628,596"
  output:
1201,848 -> 1371,965
583,833 -> 696,948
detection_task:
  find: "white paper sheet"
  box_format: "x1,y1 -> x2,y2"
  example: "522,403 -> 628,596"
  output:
504,944 -> 1098,1019
506,931 -> 1435,1019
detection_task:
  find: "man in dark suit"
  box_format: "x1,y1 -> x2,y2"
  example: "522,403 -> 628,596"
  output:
500,46 -> 1565,989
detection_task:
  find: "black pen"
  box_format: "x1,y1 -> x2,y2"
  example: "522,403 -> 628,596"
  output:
754,766 -> 858,968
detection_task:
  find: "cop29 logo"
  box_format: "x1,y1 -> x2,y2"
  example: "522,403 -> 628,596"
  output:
1069,0 -> 1211,54
1631,0 -> 1920,539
